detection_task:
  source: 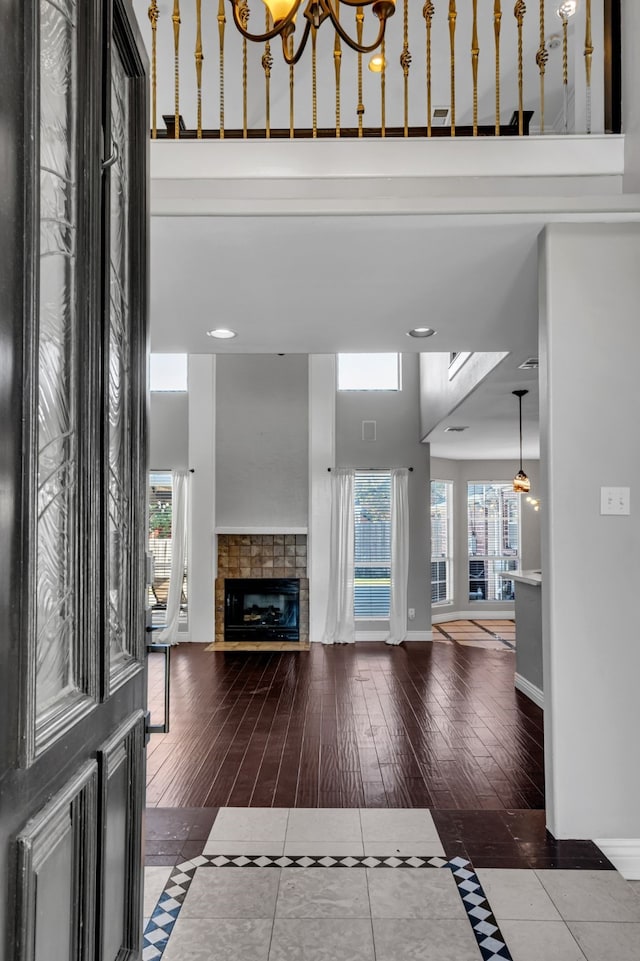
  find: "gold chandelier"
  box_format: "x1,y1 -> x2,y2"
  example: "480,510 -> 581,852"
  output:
229,0 -> 397,65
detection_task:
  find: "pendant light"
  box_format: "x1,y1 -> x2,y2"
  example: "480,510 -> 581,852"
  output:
512,389 -> 531,494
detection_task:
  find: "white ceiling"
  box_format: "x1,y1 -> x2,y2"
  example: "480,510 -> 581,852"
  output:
150,214 -> 541,355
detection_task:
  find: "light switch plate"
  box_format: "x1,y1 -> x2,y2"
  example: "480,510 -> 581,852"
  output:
600,486 -> 631,515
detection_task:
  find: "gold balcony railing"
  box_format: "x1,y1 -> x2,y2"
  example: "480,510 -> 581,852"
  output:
140,0 -> 617,140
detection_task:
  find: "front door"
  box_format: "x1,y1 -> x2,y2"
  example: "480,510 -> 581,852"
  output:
0,2 -> 149,959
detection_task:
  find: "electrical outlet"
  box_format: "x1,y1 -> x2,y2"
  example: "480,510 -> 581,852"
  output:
600,486 -> 631,515
408,608 -> 415,620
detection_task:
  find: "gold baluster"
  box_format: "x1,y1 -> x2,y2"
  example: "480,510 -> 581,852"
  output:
560,6 -> 569,133
401,0 -> 411,138
172,0 -> 181,139
217,0 -> 226,139
494,1 -> 502,135
423,2 -> 434,137
448,0 -> 457,136
238,1 -> 249,139
148,1 -> 159,139
584,0 -> 593,133
514,0 -> 526,136
356,7 -> 364,137
195,0 -> 203,138
471,0 -> 479,136
535,0 -> 548,133
334,1 -> 342,138
312,25 -> 318,138
381,36 -> 386,138
262,10 -> 273,139
289,35 -> 295,139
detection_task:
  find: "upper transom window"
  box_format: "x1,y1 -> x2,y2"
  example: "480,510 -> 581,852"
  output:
150,353 -> 188,392
337,353 -> 401,391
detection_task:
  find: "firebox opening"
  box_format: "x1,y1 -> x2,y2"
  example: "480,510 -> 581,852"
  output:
225,577 -> 300,642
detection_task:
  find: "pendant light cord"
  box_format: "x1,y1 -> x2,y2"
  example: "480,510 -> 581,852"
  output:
519,394 -> 523,472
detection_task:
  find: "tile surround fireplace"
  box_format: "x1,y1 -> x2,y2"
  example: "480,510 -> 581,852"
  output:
215,534 -> 309,645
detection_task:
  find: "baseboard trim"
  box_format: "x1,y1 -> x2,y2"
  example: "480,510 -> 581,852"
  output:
353,631 -> 433,642
514,673 -> 544,710
593,839 -> 640,879
432,609 -> 514,624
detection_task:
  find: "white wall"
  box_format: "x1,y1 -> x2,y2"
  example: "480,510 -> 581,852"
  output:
308,355 -> 336,642
540,223 -> 640,856
622,0 -> 640,191
215,354 -> 309,529
431,457 -> 541,618
188,355 -> 216,643
336,354 -> 431,637
419,352 -> 509,439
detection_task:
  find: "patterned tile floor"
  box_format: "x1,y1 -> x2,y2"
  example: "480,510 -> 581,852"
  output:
142,808 -> 640,961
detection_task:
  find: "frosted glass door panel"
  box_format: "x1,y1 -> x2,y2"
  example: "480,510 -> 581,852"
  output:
108,44 -> 135,686
36,0 -> 80,725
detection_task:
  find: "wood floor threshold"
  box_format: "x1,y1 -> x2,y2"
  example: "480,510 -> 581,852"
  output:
205,641 -> 311,652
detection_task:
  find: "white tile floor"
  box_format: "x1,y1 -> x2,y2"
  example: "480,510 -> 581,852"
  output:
144,808 -> 640,961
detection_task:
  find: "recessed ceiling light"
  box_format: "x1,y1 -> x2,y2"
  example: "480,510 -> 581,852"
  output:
407,327 -> 436,338
207,328 -> 237,339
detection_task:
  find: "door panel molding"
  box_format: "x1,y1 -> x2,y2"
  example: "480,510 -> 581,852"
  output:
97,710 -> 146,961
15,761 -> 98,961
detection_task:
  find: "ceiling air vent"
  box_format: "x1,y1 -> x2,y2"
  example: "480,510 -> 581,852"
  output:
444,426 -> 468,432
518,357 -> 539,369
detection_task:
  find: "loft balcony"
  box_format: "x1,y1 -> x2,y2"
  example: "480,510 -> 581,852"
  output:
135,1 -> 625,201
136,1 -> 619,138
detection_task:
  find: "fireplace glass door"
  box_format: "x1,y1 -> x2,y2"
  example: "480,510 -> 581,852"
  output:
225,578 -> 300,642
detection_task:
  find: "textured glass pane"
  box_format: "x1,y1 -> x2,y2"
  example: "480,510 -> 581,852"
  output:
36,0 -> 79,719
108,45 -> 132,672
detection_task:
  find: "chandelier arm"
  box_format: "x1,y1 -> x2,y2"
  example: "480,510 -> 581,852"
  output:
281,18 -> 312,64
331,0 -> 382,7
228,0 -> 302,44
329,12 -> 386,54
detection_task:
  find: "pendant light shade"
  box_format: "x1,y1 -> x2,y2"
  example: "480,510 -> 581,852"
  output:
512,389 -> 531,493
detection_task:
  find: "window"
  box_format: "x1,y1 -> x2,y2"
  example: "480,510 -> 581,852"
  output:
431,480 -> 453,605
148,471 -> 188,630
150,353 -> 188,391
467,482 -> 520,601
354,471 -> 391,618
448,351 -> 472,380
338,353 -> 400,391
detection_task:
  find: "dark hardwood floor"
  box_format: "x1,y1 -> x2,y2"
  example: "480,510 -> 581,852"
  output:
146,631 -> 544,810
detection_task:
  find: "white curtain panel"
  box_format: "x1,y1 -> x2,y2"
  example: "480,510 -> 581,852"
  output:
322,468 -> 356,645
157,470 -> 189,645
386,468 -> 410,646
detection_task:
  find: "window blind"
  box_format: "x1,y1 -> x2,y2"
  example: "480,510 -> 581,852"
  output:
431,480 -> 453,604
354,471 -> 391,618
467,482 -> 520,602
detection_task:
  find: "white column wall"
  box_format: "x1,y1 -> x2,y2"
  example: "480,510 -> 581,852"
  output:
622,0 -> 640,191
188,355 -> 216,643
540,224 -> 640,853
308,355 -> 336,643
